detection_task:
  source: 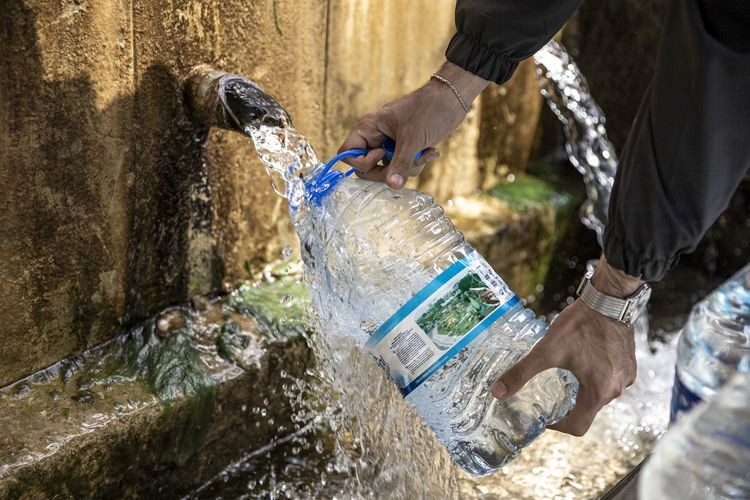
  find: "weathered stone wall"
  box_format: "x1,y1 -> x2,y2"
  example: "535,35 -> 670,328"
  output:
0,0 -> 327,386
1,0 -> 137,388
0,0 -> 545,386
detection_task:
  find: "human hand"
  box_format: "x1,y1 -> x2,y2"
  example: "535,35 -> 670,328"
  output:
338,61 -> 489,189
491,256 -> 646,436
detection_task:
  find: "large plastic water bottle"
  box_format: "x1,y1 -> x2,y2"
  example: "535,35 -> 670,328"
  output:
670,263 -> 750,422
640,372 -> 750,499
296,150 -> 578,475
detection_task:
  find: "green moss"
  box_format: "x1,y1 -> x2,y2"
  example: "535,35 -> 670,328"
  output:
486,168 -> 584,295
73,311 -> 219,465
227,277 -> 311,340
489,173 -> 571,210
215,322 -> 251,360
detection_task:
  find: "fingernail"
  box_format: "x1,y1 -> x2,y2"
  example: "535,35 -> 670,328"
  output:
491,380 -> 507,399
388,173 -> 404,188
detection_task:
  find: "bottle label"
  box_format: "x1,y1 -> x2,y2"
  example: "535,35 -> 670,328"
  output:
670,371 -> 703,423
365,251 -> 519,396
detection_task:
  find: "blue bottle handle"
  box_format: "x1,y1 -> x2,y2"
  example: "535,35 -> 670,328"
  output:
305,140 -> 428,205
323,139 -> 427,179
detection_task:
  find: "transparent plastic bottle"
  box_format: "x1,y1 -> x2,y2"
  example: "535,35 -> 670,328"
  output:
297,177 -> 578,476
641,372 -> 750,499
671,263 -> 750,422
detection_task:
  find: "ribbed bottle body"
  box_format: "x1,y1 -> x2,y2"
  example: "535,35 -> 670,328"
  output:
297,178 -> 577,475
671,264 -> 750,421
643,373 -> 750,499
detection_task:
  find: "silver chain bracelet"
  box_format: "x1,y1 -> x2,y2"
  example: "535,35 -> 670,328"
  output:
430,74 -> 470,113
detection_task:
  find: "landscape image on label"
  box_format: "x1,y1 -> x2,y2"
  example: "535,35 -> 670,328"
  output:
416,272 -> 501,350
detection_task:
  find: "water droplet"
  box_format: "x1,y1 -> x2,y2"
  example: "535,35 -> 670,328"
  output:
156,318 -> 170,332
282,246 -> 293,258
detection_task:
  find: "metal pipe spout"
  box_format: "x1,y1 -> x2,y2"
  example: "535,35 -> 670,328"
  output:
180,64 -> 291,133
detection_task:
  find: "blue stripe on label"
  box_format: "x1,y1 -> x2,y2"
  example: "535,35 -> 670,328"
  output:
366,258 -> 469,349
401,295 -> 521,396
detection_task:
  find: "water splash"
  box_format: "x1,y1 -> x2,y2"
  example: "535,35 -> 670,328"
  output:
206,113 -> 674,496
459,327 -> 676,498
534,40 -> 619,245
180,48 -> 671,497
244,124 -> 321,209
0,270 -> 310,482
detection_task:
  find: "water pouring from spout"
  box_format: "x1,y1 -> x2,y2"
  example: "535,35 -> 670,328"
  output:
180,64 -> 579,476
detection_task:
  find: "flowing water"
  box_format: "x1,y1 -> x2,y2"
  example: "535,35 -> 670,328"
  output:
0,43 -> 678,498
239,124 -> 465,497
181,41 -> 679,498
534,40 -> 619,245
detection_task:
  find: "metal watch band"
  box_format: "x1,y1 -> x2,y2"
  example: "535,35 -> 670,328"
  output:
579,280 -> 629,320
576,271 -> 651,326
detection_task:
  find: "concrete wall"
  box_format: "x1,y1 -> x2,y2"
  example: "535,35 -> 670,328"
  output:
0,0 -> 543,386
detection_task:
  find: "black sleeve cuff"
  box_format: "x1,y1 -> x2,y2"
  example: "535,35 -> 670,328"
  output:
603,231 -> 681,282
445,32 -> 520,85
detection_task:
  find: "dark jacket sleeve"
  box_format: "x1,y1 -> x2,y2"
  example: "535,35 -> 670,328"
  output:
445,0 -> 583,83
603,0 -> 750,281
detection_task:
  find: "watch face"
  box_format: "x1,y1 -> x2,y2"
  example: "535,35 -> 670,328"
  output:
625,285 -> 652,323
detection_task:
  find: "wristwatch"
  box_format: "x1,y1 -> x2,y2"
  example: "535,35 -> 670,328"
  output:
576,270 -> 651,326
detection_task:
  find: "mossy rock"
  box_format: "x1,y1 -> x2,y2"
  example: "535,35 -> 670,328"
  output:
0,270 -> 315,498
449,168 -> 583,299
489,172 -> 573,210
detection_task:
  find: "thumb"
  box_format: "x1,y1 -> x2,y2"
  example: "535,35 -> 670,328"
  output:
385,142 -> 419,189
491,346 -> 556,400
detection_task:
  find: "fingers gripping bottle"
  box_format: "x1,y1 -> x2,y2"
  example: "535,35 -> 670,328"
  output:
297,145 -> 578,476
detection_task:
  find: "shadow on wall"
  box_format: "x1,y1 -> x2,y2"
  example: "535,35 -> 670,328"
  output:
0,3 -> 222,386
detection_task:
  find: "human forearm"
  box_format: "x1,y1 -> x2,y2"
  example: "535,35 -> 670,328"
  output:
433,61 -> 490,105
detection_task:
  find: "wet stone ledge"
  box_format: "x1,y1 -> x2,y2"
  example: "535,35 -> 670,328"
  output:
0,264 -> 313,499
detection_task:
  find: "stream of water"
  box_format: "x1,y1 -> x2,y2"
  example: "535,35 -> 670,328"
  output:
187,42 -> 679,498
534,40 -> 619,245
0,42 -> 677,499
